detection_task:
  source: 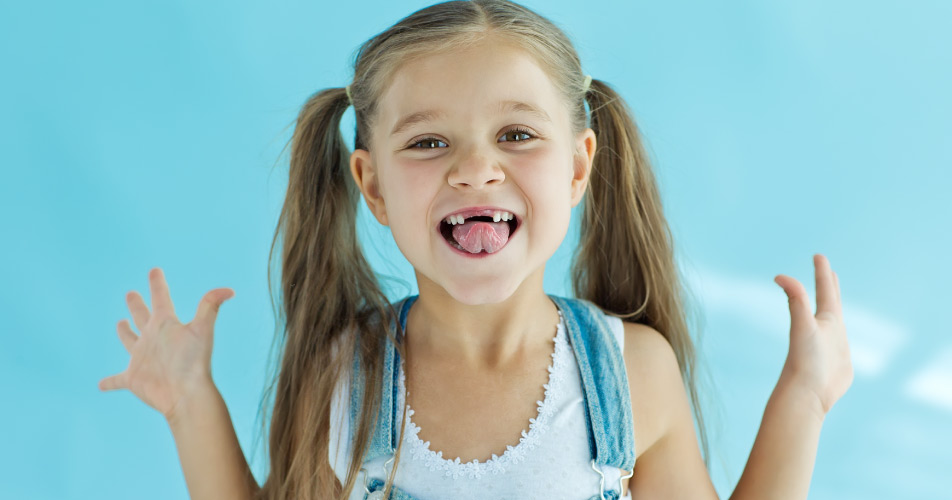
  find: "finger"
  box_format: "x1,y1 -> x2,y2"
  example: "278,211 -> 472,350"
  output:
774,274 -> 814,333
192,288 -> 236,333
117,319 -> 138,353
126,290 -> 150,332
149,267 -> 176,318
99,372 -> 127,392
814,254 -> 837,318
832,270 -> 842,314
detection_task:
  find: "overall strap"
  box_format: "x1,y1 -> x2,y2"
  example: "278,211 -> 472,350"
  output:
350,295 -> 418,465
548,294 -> 636,472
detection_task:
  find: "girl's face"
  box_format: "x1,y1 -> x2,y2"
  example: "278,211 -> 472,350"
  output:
350,38 -> 595,305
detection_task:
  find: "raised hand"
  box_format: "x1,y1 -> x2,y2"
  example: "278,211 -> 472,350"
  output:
773,254 -> 854,417
99,268 -> 236,422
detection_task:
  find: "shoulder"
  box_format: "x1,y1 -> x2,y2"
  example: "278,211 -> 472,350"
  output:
610,318 -> 718,497
617,320 -> 684,458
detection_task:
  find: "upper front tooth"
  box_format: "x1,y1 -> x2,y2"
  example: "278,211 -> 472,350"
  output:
447,212 -> 515,224
493,211 -> 514,222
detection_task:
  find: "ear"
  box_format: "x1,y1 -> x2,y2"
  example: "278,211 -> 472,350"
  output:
349,149 -> 389,226
570,128 -> 597,207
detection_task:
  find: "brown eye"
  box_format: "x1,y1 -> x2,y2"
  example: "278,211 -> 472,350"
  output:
409,137 -> 448,149
499,127 -> 535,143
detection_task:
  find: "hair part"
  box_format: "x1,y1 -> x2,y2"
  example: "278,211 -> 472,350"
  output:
252,2 -> 711,499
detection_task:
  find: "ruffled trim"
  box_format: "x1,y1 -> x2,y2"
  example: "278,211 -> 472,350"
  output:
396,309 -> 569,480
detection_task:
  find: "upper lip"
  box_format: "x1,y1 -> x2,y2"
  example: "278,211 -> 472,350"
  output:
438,206 -> 520,225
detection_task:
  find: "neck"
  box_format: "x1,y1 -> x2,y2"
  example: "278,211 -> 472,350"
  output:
406,270 -> 561,370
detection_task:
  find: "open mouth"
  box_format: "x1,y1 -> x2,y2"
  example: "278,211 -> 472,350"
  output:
439,215 -> 520,254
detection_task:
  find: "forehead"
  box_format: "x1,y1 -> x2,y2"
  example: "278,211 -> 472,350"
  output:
376,40 -> 566,137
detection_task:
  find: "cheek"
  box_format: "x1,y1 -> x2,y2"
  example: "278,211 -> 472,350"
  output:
380,162 -> 431,208
379,170 -> 435,246
519,153 -> 575,201
521,153 -> 575,236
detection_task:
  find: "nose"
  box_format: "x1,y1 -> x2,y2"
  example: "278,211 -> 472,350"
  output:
447,149 -> 505,189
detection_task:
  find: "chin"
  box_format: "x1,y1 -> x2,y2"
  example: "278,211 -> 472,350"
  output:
438,277 -> 523,306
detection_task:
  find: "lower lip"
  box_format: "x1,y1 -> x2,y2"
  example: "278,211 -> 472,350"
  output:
439,224 -> 517,258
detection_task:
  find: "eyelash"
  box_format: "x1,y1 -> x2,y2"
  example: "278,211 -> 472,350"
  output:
407,126 -> 536,150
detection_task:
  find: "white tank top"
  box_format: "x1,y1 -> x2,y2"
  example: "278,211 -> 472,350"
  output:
328,311 -> 633,500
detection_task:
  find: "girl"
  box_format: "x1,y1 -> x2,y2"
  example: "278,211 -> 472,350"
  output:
99,1 -> 853,499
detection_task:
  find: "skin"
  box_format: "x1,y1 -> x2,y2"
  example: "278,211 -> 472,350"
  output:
350,38 -> 594,369
344,36 -> 853,499
98,37 -> 850,500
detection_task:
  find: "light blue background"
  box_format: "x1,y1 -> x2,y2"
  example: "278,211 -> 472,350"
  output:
1,0 -> 949,498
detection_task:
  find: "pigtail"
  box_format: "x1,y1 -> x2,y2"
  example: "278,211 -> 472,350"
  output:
576,78 -> 711,467
254,86 -> 399,500
248,2 -> 717,497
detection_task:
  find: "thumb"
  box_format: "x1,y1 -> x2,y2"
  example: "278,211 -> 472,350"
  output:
774,274 -> 812,332
193,288 -> 235,332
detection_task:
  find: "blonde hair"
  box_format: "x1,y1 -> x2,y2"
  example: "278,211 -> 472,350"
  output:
252,1 -> 710,498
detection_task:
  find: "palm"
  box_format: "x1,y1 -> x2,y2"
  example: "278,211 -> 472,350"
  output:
124,318 -> 210,416
99,268 -> 235,421
775,254 -> 854,415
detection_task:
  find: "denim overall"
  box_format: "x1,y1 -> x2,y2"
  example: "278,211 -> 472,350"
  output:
349,294 -> 636,500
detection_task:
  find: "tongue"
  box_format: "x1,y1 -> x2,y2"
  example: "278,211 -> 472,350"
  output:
452,220 -> 511,254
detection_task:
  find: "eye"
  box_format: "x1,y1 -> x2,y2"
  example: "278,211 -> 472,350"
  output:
408,137 -> 448,149
499,127 -> 535,143
406,126 -> 537,150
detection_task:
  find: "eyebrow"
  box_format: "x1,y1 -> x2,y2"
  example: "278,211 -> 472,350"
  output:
389,100 -> 552,137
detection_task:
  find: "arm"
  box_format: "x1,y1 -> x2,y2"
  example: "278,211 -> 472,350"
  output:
97,268 -> 259,499
623,323 -> 719,499
166,379 -> 260,500
729,253 -> 853,499
728,378 -> 825,500
623,326 -> 826,500
625,254 -> 851,499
